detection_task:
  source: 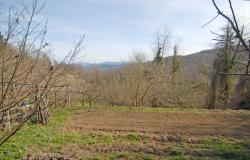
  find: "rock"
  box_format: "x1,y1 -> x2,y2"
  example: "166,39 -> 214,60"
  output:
161,136 -> 169,142
167,135 -> 181,142
187,138 -> 195,143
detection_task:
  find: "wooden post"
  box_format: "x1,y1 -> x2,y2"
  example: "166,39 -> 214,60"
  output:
6,111 -> 11,131
5,82 -> 15,129
54,91 -> 57,108
35,84 -> 49,125
42,96 -> 49,124
68,92 -> 71,106
82,93 -> 85,106
35,84 -> 44,124
66,85 -> 70,106
34,84 -> 41,123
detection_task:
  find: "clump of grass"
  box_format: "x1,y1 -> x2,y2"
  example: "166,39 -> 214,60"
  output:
91,155 -> 102,160
110,152 -> 129,160
95,133 -> 114,144
108,152 -> 161,160
198,138 -> 250,159
126,133 -> 140,142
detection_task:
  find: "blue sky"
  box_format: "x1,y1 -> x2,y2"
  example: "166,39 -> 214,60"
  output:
2,0 -> 250,63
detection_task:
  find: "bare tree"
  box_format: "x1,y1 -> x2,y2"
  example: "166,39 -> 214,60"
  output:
209,0 -> 250,108
171,44 -> 181,82
102,70 -> 122,106
211,0 -> 250,75
208,24 -> 239,108
83,69 -> 102,107
0,0 -> 84,146
124,52 -> 154,107
153,28 -> 170,64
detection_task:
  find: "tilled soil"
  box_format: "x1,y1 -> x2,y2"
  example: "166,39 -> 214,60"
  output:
27,109 -> 250,159
23,154 -> 74,160
65,109 -> 250,138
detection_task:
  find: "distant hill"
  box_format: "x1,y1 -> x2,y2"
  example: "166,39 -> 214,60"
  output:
164,48 -> 219,80
81,49 -> 218,79
82,61 -> 126,70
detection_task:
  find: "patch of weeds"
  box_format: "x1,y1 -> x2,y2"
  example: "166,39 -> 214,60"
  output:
168,147 -> 183,157
108,152 -> 160,160
82,135 -> 96,145
0,105 -> 85,160
171,156 -> 196,160
80,133 -> 114,145
94,133 -> 114,144
91,155 -> 102,160
200,138 -> 243,151
134,153 -> 163,160
101,135 -> 113,144
143,139 -> 149,144
126,133 -> 140,142
198,138 -> 250,159
0,143 -> 26,160
110,152 -> 130,160
165,146 -> 193,160
141,155 -> 154,160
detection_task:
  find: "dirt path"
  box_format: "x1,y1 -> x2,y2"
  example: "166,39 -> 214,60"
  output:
65,109 -> 250,138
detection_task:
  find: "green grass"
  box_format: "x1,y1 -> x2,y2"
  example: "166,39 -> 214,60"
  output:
0,104 -> 86,160
126,133 -> 141,142
162,138 -> 250,160
198,138 -> 250,159
95,152 -> 165,160
0,104 -> 250,160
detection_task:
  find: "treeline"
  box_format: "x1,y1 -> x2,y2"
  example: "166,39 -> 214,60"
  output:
67,49 -> 210,108
66,25 -> 250,109
62,30 -> 213,109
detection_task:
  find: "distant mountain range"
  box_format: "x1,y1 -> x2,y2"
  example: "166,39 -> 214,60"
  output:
81,61 -> 126,70
81,49 -> 218,74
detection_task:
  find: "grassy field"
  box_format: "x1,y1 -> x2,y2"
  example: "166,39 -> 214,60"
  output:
0,105 -> 250,160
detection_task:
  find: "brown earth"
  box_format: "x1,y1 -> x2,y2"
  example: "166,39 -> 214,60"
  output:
65,109 -> 250,138
23,154 -> 73,160
29,108 -> 250,159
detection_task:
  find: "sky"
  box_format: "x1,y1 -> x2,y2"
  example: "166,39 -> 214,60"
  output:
2,0 -> 250,63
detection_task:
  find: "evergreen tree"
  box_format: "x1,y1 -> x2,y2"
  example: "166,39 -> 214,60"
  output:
209,24 -> 238,108
154,47 -> 164,64
171,45 -> 180,82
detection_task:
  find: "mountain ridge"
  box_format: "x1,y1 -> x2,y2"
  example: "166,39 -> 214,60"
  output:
81,48 -> 218,73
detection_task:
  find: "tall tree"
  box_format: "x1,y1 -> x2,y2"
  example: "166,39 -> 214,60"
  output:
209,0 -> 250,108
208,25 -> 238,108
171,45 -> 181,82
211,0 -> 250,75
153,28 -> 170,65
